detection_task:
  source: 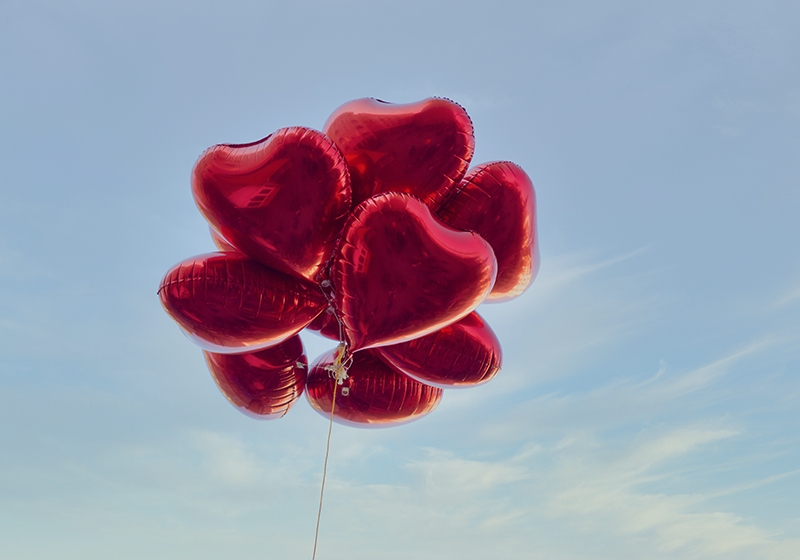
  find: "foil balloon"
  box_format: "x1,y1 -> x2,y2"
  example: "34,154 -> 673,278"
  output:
375,312 -> 502,388
158,253 -> 326,353
192,127 -> 351,283
204,335 -> 307,419
323,98 -> 474,208
159,96 -> 541,428
332,192 -> 497,351
306,348 -> 442,427
306,308 -> 341,341
436,161 -> 539,301
209,226 -> 238,253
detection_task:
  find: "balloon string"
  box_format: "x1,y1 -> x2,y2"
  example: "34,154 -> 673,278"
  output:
312,343 -> 350,560
318,279 -> 347,348
312,280 -> 351,559
312,377 -> 337,560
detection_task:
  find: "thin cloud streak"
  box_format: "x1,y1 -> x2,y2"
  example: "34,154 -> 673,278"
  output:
302,338 -> 800,559
539,426 -> 797,559
772,283 -> 800,308
475,337 -> 777,445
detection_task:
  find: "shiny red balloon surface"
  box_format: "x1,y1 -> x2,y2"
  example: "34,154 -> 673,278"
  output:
209,226 -> 238,253
436,161 -> 539,301
375,312 -> 502,388
333,193 -> 497,351
305,348 -> 442,427
323,98 -> 474,208
160,96 -> 541,428
306,308 -> 341,341
192,127 -> 351,282
204,336 -> 307,419
158,253 -> 326,353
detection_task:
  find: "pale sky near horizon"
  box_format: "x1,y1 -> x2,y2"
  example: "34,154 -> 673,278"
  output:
1,1 -> 799,559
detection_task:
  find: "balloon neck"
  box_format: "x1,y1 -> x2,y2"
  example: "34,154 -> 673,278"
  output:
318,279 -> 349,348
324,341 -> 352,385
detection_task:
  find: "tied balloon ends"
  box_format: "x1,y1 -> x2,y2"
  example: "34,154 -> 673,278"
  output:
158,97 -> 539,428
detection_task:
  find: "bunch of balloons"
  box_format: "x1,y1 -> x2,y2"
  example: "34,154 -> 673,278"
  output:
158,98 -> 538,427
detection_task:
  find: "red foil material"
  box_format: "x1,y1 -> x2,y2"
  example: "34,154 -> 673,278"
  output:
332,193 -> 497,351
305,348 -> 442,427
192,127 -> 351,283
323,98 -> 474,208
436,161 -> 539,301
375,312 -> 502,388
306,308 -> 342,341
158,253 -> 326,353
205,335 -> 307,419
209,226 -> 238,253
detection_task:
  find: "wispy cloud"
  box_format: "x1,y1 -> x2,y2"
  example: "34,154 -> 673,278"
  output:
307,422 -> 800,560
466,336 -> 776,448
469,248 -> 666,397
538,426 -> 798,559
191,430 -> 262,487
2,334 -> 795,560
772,283 -> 800,308
526,247 -> 652,304
291,334 -> 800,559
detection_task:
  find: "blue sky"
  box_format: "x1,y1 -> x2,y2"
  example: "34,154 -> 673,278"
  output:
1,1 -> 799,558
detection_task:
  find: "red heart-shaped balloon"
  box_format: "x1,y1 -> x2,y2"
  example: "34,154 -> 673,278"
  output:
305,348 -> 442,427
204,335 -> 307,419
375,312 -> 502,388
323,98 -> 474,208
436,161 -> 539,301
332,193 -> 497,351
158,253 -> 326,353
192,127 -> 351,283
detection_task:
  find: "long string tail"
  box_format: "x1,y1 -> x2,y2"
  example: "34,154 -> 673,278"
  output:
312,378 -> 337,560
312,342 -> 350,560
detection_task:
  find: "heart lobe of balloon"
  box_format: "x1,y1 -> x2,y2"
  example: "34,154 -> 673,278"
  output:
192,127 -> 351,282
333,193 -> 497,351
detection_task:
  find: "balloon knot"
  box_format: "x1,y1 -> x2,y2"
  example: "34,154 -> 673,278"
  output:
323,342 -> 351,385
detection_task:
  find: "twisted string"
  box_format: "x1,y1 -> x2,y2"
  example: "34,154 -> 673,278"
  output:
312,280 -> 351,559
